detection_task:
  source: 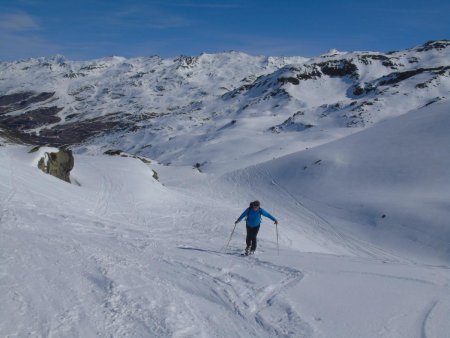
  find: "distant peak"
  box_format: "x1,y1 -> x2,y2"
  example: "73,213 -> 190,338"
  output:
327,48 -> 341,54
320,49 -> 347,57
415,40 -> 450,52
48,54 -> 66,64
106,56 -> 127,62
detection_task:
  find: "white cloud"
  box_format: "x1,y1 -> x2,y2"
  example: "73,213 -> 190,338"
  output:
0,32 -> 60,60
0,12 -> 59,60
0,12 -> 41,32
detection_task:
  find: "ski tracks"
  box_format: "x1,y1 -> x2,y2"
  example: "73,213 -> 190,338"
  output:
250,258 -> 312,337
257,167 -> 408,263
0,148 -> 17,226
166,249 -> 314,337
420,281 -> 450,338
84,250 -> 207,338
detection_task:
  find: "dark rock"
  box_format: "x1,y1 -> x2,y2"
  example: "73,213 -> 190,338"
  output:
222,84 -> 253,99
353,86 -> 365,96
0,115 -> 122,147
37,149 -> 74,183
28,146 -> 41,153
378,69 -> 425,86
318,59 -> 358,78
278,77 -> 300,85
152,170 -> 159,181
174,55 -> 199,68
0,92 -> 55,115
0,106 -> 62,131
415,40 -> 450,52
193,162 -> 207,172
66,113 -> 78,120
321,104 -> 343,114
129,72 -> 148,79
297,69 -> 322,80
351,83 -> 376,97
80,64 -> 106,71
104,149 -> 123,156
415,82 -> 428,89
424,97 -> 444,107
271,110 -> 313,133
352,101 -> 374,111
378,66 -> 450,86
265,88 -> 290,100
222,74 -> 270,99
0,92 -> 34,107
359,54 -> 397,68
63,72 -> 86,78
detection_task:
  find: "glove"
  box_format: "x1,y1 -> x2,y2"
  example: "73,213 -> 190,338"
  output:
235,220 -> 239,225
274,220 -> 278,225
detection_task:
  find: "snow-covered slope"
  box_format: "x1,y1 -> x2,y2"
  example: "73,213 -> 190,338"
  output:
1,41 -> 450,337
226,101 -> 450,265
1,138 -> 450,337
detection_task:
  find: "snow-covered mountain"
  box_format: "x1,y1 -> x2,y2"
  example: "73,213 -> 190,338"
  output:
1,40 -> 449,170
1,41 -> 450,337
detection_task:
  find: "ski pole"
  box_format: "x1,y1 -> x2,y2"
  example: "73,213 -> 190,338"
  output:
224,222 -> 238,251
275,222 -> 279,255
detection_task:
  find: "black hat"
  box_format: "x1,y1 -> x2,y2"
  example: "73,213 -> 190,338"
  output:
252,200 -> 260,207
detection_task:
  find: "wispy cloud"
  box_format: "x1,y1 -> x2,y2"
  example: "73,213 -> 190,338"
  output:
0,12 -> 60,61
0,12 -> 40,32
0,31 -> 60,60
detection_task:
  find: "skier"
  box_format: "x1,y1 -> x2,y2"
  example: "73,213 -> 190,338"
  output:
235,200 -> 278,255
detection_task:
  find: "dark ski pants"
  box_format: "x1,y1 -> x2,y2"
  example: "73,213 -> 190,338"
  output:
246,225 -> 260,251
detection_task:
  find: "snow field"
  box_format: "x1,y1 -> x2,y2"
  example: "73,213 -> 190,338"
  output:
2,109 -> 450,338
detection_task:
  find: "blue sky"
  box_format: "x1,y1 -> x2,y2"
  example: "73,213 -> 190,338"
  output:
0,0 -> 449,60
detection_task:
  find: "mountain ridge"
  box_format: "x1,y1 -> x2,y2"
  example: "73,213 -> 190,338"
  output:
0,40 -> 449,171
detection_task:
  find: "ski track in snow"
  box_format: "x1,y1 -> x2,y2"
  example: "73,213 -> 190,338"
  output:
174,246 -> 311,337
260,162 -> 428,268
421,299 -> 439,338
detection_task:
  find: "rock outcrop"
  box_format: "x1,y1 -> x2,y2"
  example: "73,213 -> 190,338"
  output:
37,149 -> 74,183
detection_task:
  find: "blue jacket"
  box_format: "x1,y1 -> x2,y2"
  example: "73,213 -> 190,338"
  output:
237,207 -> 277,228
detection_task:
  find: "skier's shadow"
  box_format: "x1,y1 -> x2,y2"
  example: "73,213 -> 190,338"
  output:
177,245 -> 242,256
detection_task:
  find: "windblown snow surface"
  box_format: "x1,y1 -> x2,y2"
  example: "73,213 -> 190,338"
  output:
1,95 -> 450,338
